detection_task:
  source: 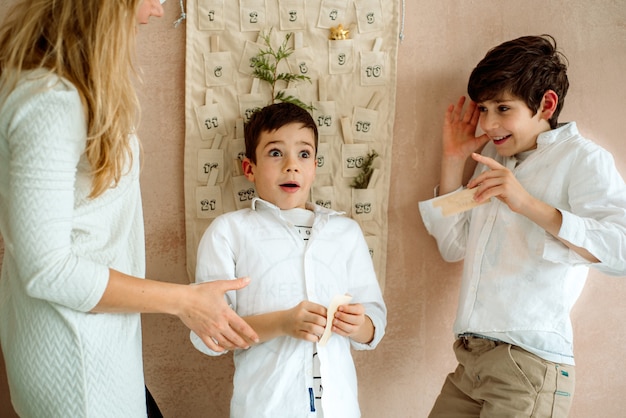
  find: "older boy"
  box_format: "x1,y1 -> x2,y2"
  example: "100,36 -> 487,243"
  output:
190,102 -> 386,418
419,35 -> 626,417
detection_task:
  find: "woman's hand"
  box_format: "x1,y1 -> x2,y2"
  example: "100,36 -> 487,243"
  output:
178,278 -> 259,352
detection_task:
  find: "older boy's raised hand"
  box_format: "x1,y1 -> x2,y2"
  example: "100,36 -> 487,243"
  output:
440,96 -> 491,194
443,96 -> 490,160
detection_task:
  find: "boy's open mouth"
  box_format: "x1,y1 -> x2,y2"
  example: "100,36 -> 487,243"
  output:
280,182 -> 299,188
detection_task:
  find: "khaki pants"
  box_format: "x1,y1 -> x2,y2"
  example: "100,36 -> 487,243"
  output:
429,336 -> 575,418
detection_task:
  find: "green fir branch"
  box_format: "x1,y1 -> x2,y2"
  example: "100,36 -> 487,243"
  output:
250,28 -> 313,111
274,91 -> 315,112
351,150 -> 380,189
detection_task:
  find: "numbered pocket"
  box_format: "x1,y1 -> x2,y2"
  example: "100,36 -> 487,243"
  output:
351,188 -> 376,221
198,0 -> 225,31
197,149 -> 225,184
352,107 -> 379,142
360,50 -> 387,86
317,0 -> 350,28
203,52 -> 234,87
341,143 -> 370,178
287,46 -> 318,79
355,0 -> 384,34
238,40 -> 264,76
232,175 -> 257,210
328,39 -> 355,75
195,163 -> 223,219
279,0 -> 306,30
195,102 -> 227,141
315,142 -> 332,176
228,138 -> 247,176
311,185 -> 335,210
238,93 -> 268,123
195,185 -> 224,219
239,0 -> 267,31
313,101 -> 339,136
364,235 -> 382,278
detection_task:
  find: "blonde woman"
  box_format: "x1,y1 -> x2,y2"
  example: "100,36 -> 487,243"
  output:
0,1 -> 258,416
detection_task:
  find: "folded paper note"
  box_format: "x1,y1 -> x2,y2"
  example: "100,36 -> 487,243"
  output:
432,187 -> 489,217
318,294 -> 353,346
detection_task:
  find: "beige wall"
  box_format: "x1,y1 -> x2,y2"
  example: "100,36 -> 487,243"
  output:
2,1 -> 626,417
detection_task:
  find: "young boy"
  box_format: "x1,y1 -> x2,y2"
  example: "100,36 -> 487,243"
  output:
190,102 -> 387,417
419,35 -> 626,417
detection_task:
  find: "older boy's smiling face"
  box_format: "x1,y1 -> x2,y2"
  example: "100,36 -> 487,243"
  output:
243,123 -> 317,210
477,93 -> 551,157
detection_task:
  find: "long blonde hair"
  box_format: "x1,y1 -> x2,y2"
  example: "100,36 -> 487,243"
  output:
0,0 -> 142,198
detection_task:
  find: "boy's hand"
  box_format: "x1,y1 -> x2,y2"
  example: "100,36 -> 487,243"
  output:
440,96 -> 491,194
283,301 -> 328,343
443,96 -> 490,161
332,303 -> 375,344
468,153 -> 532,213
469,153 -> 598,263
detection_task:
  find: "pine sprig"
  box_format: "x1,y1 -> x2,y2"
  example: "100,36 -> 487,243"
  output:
351,150 -> 380,189
250,29 -> 314,111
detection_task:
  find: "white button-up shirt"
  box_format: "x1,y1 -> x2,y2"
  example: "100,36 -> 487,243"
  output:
191,198 -> 386,417
419,122 -> 626,364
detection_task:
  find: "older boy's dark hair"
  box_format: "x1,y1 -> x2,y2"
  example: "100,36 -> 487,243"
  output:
468,34 -> 569,129
244,102 -> 318,163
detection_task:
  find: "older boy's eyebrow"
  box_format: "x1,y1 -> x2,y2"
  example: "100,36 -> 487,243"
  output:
491,93 -> 516,103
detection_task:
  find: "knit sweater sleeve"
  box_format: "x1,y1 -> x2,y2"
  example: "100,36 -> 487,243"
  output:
4,75 -> 109,311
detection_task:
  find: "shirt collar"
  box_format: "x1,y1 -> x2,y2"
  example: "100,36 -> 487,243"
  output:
537,121 -> 578,148
250,197 -> 344,217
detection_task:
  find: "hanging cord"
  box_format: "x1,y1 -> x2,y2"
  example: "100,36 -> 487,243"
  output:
173,0 -> 186,28
399,0 -> 406,42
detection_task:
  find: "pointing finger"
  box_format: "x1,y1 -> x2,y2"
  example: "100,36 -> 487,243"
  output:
471,152 -> 505,170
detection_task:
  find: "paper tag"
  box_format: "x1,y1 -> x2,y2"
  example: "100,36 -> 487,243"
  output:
318,294 -> 353,346
432,187 -> 489,217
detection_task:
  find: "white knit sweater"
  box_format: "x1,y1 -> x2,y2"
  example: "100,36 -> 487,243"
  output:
0,70 -> 147,417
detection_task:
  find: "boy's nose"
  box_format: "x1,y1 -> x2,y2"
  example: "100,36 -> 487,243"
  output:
481,113 -> 499,131
283,157 -> 300,172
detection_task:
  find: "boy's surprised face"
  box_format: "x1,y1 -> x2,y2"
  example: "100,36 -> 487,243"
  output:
477,93 -> 552,157
243,122 -> 317,210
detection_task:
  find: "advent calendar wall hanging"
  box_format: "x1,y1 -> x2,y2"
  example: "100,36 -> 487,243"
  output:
184,0 -> 401,289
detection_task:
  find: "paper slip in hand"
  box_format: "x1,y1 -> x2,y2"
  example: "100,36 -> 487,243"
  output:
318,294 -> 353,347
432,187 -> 489,217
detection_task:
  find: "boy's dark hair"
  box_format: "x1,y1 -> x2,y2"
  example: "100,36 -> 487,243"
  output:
244,102 -> 318,163
468,34 -> 569,129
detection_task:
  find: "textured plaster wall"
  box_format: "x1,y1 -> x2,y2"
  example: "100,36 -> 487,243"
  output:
2,1 -> 626,417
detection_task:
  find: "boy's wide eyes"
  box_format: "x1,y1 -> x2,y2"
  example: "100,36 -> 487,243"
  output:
267,149 -> 313,158
269,149 -> 282,157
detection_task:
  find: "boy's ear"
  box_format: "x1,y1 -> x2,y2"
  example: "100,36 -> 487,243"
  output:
242,157 -> 255,182
540,90 -> 559,121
